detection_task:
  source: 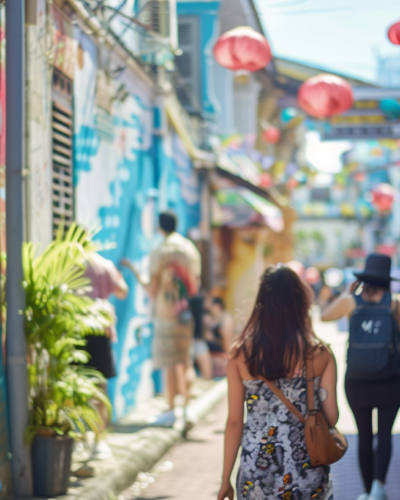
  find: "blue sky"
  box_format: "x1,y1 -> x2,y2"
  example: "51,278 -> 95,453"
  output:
254,0 -> 400,83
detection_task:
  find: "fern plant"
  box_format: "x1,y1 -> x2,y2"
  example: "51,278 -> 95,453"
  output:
23,224 -> 113,441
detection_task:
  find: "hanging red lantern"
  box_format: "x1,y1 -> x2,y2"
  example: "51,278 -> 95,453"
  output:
371,183 -> 395,212
262,127 -> 280,144
388,21 -> 400,45
213,26 -> 272,72
298,74 -> 354,118
354,172 -> 366,182
287,178 -> 299,189
259,172 -> 273,188
305,267 -> 321,285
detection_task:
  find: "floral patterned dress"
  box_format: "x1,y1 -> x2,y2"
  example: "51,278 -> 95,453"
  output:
236,375 -> 333,500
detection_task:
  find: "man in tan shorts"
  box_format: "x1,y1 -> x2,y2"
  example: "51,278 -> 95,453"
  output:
122,211 -> 201,413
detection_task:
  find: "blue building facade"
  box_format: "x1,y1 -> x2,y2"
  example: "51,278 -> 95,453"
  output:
73,26 -> 202,419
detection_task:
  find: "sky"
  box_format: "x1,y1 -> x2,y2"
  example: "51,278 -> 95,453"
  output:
253,0 -> 400,84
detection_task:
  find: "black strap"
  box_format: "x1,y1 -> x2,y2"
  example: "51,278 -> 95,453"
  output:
392,300 -> 400,349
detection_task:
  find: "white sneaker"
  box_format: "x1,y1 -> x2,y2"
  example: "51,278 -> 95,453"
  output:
356,494 -> 368,500
368,480 -> 387,500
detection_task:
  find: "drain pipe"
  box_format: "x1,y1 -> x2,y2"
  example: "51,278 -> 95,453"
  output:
5,0 -> 33,496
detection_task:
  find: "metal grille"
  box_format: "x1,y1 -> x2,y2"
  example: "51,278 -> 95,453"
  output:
137,0 -> 171,37
51,97 -> 74,235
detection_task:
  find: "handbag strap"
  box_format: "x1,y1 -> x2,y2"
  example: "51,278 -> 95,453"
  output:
261,356 -> 316,425
261,377 -> 306,425
306,357 -> 315,413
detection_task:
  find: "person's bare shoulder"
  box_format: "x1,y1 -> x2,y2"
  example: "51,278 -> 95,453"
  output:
311,344 -> 335,377
228,339 -> 240,360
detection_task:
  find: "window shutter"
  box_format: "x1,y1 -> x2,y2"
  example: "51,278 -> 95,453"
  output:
176,17 -> 200,112
52,69 -> 74,236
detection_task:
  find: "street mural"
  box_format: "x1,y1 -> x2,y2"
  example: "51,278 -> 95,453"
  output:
26,0 -> 53,246
73,31 -> 201,419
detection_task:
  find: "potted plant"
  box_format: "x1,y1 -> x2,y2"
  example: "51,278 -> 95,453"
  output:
23,225 -> 112,497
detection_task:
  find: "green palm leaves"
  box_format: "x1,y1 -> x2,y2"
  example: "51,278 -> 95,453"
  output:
23,224 -> 113,441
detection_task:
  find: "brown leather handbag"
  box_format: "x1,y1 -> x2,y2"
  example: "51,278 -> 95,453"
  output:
263,358 -> 347,466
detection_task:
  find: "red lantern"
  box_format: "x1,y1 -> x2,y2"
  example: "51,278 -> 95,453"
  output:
259,172 -> 273,188
213,26 -> 272,72
298,74 -> 354,118
305,267 -> 321,285
354,172 -> 366,182
287,178 -> 299,189
262,127 -> 280,144
388,21 -> 400,45
371,183 -> 395,212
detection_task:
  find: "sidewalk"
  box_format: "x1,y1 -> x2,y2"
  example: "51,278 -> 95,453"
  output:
24,378 -> 227,500
122,397 -> 229,500
118,397 -> 400,500
118,316 -> 400,500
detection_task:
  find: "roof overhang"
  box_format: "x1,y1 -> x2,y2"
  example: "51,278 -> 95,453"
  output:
215,151 -> 281,207
165,95 -> 216,169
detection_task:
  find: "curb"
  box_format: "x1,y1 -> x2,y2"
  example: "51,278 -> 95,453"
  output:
59,379 -> 227,500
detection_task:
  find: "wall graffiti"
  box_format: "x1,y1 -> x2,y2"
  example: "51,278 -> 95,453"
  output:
73,32 -> 201,419
27,0 -> 53,246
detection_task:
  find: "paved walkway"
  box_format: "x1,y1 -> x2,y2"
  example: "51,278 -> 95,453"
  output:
123,398 -> 228,500
119,316 -> 400,500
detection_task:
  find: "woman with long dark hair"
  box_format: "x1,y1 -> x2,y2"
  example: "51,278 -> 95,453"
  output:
217,265 -> 338,500
320,254 -> 400,500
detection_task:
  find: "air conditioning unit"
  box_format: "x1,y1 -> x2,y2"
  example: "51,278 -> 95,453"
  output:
137,0 -> 178,60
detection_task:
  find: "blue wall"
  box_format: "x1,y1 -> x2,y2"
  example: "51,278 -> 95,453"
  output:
73,32 -> 202,419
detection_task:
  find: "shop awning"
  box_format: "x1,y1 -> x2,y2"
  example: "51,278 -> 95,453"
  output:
216,151 -> 279,206
165,95 -> 216,169
213,188 -> 284,232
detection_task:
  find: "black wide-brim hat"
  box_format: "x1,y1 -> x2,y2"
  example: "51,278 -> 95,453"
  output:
353,253 -> 400,283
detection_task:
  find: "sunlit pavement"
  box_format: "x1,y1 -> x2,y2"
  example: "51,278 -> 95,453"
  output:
121,398 -> 229,500
120,315 -> 400,500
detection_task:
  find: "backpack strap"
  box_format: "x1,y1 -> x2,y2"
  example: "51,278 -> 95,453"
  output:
353,291 -> 392,312
392,299 -> 400,328
261,377 -> 306,425
391,299 -> 400,344
380,292 -> 392,309
354,293 -> 364,306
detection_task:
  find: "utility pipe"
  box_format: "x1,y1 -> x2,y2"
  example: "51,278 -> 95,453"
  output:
5,0 -> 33,496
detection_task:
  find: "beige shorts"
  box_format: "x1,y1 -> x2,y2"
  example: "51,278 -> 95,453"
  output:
153,319 -> 193,370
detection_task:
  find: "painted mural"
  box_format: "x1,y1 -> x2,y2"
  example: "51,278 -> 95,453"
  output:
73,31 -> 201,419
26,0 -> 53,246
0,18 -> 5,256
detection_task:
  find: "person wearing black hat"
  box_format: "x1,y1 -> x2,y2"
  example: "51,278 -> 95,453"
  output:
320,253 -> 400,500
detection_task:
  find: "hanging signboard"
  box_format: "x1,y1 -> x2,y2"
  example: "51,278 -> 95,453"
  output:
322,88 -> 400,140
